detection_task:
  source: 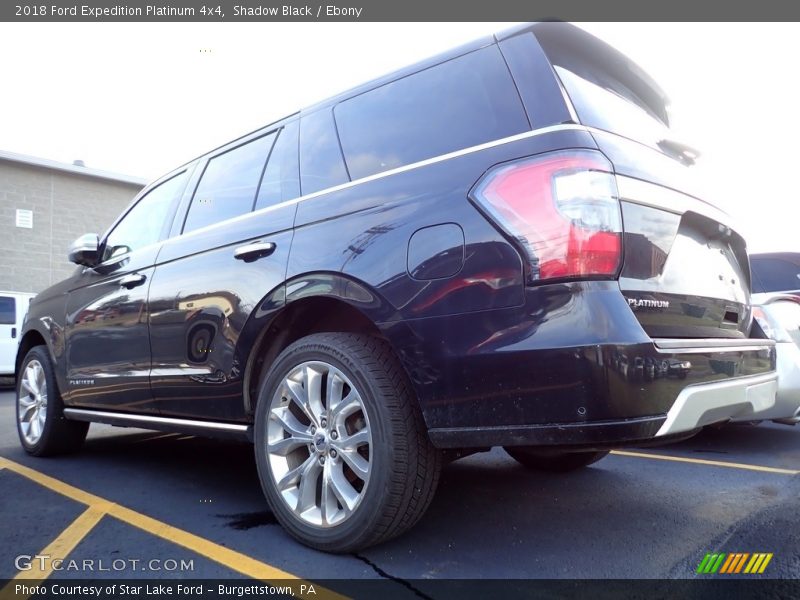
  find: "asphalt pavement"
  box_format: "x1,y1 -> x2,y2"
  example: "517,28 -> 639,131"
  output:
0,385 -> 798,591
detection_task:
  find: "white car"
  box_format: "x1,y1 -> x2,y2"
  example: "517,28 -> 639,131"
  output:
0,291 -> 36,376
746,294 -> 800,424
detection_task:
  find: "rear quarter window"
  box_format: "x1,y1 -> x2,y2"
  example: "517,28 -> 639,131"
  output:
335,45 -> 530,180
0,297 -> 15,325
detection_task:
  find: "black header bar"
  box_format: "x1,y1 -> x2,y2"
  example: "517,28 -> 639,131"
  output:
4,0 -> 800,22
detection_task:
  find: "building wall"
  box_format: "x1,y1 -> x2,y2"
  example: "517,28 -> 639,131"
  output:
0,161 -> 144,293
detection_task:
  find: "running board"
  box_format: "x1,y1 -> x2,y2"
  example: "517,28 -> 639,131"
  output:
63,408 -> 252,442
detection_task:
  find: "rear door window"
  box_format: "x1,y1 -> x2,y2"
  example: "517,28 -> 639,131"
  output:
183,133 -> 276,234
335,45 -> 529,180
0,297 -> 14,325
256,121 -> 300,210
299,109 -> 349,195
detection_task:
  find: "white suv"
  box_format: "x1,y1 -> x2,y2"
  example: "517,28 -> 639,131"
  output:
0,292 -> 35,376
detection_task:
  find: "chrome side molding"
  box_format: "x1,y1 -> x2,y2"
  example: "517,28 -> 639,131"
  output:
63,408 -> 250,440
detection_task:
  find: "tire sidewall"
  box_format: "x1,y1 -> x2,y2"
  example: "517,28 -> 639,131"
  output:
253,337 -> 397,550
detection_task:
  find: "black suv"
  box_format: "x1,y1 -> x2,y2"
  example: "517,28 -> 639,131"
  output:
15,23 -> 777,552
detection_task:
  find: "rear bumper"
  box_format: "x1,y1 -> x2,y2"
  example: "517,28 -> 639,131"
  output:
656,372 -> 777,435
421,332 -> 776,448
382,281 -> 777,449
429,371 -> 778,448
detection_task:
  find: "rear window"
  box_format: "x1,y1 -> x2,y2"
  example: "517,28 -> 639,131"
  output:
751,257 -> 800,293
0,297 -> 15,325
534,23 -> 672,150
335,45 -> 529,180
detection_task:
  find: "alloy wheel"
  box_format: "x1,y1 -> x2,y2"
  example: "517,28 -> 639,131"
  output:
266,361 -> 372,528
18,359 -> 48,445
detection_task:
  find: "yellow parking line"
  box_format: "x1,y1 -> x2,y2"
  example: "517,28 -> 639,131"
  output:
11,506 -> 105,581
0,457 -> 110,508
109,505 -> 315,583
0,457 -> 346,600
611,450 -> 800,475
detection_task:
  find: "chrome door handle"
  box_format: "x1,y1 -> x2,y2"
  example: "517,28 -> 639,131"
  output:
234,241 -> 276,262
119,273 -> 147,289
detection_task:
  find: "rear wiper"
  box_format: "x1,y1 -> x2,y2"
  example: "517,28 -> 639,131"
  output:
658,138 -> 701,166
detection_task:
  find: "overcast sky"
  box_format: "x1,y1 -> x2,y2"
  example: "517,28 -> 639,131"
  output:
1,22 -> 798,252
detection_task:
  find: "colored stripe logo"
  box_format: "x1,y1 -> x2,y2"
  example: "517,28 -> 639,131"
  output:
697,552 -> 773,574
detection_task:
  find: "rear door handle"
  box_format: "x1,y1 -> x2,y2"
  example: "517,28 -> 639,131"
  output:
119,273 -> 147,289
11,327 -> 16,339
234,241 -> 276,262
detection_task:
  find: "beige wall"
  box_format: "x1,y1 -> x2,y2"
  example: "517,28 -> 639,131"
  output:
0,161 -> 144,293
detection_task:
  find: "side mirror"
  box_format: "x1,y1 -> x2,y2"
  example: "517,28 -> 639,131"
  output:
68,233 -> 100,267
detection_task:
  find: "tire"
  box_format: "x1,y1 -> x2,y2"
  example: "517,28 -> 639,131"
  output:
16,346 -> 89,457
253,333 -> 442,552
504,447 -> 609,472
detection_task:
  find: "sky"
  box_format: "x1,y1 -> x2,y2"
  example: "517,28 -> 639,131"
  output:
1,22 -> 798,252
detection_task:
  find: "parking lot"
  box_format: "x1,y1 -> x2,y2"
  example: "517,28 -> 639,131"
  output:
1,384 -> 798,592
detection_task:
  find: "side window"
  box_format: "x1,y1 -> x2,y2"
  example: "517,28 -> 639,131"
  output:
334,45 -> 529,180
183,133 -> 276,234
0,296 -> 14,325
750,270 -> 765,294
751,258 -> 800,292
103,171 -> 188,262
299,109 -> 349,195
256,121 -> 300,210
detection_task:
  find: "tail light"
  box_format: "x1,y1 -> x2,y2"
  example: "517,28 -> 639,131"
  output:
470,150 -> 622,283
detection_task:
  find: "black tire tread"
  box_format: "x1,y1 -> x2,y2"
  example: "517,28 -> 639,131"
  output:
257,332 -> 441,552
17,346 -> 89,457
334,333 -> 443,547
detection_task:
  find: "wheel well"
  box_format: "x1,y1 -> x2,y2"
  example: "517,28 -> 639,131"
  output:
16,331 -> 47,376
244,297 -> 388,415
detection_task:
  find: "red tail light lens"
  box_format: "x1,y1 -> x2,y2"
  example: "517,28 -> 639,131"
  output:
471,150 -> 622,283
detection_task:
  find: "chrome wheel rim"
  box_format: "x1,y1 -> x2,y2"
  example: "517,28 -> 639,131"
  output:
267,361 -> 372,528
18,359 -> 48,445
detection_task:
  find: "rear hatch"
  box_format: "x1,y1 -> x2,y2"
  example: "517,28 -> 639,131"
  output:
533,22 -> 752,339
